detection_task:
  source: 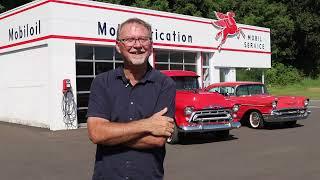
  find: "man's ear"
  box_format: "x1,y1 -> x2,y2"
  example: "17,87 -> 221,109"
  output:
115,41 -> 121,54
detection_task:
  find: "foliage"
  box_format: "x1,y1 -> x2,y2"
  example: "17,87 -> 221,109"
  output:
268,77 -> 320,99
236,68 -> 263,82
265,62 -> 303,86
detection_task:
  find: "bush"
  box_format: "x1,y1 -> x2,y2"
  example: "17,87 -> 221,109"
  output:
265,62 -> 303,86
236,68 -> 263,82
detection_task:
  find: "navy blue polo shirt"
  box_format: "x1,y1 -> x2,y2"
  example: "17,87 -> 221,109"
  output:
87,64 -> 175,180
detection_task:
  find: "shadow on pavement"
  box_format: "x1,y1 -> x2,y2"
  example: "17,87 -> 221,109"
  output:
176,133 -> 238,145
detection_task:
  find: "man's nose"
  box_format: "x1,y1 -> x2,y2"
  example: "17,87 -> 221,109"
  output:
133,39 -> 143,47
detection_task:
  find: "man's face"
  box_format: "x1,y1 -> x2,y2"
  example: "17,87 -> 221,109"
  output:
116,23 -> 152,66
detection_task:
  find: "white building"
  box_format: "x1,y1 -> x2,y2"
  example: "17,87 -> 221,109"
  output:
0,0 -> 271,130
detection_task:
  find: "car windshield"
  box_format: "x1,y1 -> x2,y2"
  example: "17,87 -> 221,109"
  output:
236,84 -> 268,96
171,76 -> 199,90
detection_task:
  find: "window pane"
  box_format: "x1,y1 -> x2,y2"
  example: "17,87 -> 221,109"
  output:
203,68 -> 209,81
155,50 -> 169,62
115,62 -> 123,68
184,52 -> 196,63
170,51 -> 183,63
171,64 -> 183,70
115,50 -> 122,60
95,46 -> 113,60
76,62 -> 93,75
236,86 -> 248,96
155,64 -> 168,70
76,45 -> 93,59
77,93 -> 90,108
184,65 -> 196,72
95,62 -> 113,75
77,109 -> 87,123
76,78 -> 93,91
202,53 -> 209,66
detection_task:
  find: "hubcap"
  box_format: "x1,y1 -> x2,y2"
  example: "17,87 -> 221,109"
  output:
250,112 -> 260,128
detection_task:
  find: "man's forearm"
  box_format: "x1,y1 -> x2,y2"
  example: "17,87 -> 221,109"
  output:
87,117 -> 151,146
125,135 -> 167,149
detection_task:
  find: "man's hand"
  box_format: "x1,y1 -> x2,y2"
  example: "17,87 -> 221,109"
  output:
143,107 -> 175,137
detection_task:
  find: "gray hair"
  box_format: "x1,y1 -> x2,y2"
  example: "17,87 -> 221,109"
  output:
116,18 -> 152,40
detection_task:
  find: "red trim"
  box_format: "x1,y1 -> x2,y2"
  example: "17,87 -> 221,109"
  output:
0,35 -> 272,55
0,0 -> 270,33
52,0 -> 210,24
242,27 -> 270,33
0,0 -> 52,21
0,35 -> 115,50
154,42 -> 217,50
220,47 -> 271,54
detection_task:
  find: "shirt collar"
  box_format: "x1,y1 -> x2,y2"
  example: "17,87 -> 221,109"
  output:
115,63 -> 156,84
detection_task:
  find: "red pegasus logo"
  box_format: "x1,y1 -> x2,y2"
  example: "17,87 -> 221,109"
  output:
212,11 -> 245,51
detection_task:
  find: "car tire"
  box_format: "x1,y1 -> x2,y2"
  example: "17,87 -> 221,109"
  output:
215,130 -> 230,139
167,123 -> 179,144
248,111 -> 264,129
284,120 -> 297,127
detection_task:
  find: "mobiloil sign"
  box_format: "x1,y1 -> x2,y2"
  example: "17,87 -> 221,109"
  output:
8,20 -> 41,42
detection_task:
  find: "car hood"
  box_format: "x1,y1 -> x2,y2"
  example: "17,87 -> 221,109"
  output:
276,95 -> 306,108
176,90 -> 234,109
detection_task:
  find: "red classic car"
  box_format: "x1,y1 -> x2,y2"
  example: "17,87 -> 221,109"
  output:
161,70 -> 241,144
204,81 -> 311,129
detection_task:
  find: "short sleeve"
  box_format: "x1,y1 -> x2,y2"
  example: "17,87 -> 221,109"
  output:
86,74 -> 111,120
154,76 -> 176,118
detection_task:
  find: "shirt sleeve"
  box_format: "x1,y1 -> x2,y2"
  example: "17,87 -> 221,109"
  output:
86,74 -> 111,120
154,77 -> 176,119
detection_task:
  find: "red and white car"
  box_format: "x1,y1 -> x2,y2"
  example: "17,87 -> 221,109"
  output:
162,70 -> 241,144
204,81 -> 311,129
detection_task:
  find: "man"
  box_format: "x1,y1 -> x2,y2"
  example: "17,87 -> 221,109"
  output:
87,18 -> 176,180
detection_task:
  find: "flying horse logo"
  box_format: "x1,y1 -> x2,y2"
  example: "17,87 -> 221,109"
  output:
212,11 -> 245,51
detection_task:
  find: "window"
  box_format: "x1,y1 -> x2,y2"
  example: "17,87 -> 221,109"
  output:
75,45 -> 123,123
154,49 -> 197,72
236,85 -> 267,96
202,53 -> 210,87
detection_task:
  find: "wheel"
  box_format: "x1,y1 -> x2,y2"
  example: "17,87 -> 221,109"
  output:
215,130 -> 230,139
284,120 -> 297,127
167,123 -> 179,144
248,111 -> 264,129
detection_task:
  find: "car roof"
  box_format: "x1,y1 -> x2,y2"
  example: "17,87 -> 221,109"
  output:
207,81 -> 264,88
161,70 -> 199,77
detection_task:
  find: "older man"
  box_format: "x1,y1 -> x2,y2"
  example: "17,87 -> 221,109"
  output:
87,18 -> 176,180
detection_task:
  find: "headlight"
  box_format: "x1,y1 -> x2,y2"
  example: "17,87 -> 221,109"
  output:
304,99 -> 309,107
272,100 -> 278,109
184,106 -> 194,116
232,104 -> 240,112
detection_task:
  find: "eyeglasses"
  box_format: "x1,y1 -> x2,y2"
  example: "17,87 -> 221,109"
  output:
118,37 -> 152,46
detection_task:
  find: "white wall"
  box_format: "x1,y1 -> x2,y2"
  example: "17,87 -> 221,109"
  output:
47,39 -> 77,130
0,45 -> 50,128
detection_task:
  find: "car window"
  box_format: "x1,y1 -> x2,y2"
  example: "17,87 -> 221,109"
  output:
208,86 -> 235,96
236,86 -> 249,96
172,76 -> 199,90
208,87 -> 220,93
236,84 -> 268,96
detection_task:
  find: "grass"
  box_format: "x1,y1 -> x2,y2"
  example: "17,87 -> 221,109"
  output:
268,78 -> 320,100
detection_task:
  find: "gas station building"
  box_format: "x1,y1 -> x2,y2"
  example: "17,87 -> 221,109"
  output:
0,0 -> 271,130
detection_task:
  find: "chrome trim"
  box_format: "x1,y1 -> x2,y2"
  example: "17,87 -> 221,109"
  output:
263,108 -> 311,122
188,109 -> 232,123
178,122 -> 241,133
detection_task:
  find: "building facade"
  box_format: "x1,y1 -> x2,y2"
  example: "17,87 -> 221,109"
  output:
0,0 -> 271,130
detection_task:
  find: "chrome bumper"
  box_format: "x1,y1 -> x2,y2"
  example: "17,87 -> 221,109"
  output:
263,110 -> 311,123
178,122 -> 241,133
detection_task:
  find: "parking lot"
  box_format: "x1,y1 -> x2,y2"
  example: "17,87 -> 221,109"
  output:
1,101 -> 319,180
